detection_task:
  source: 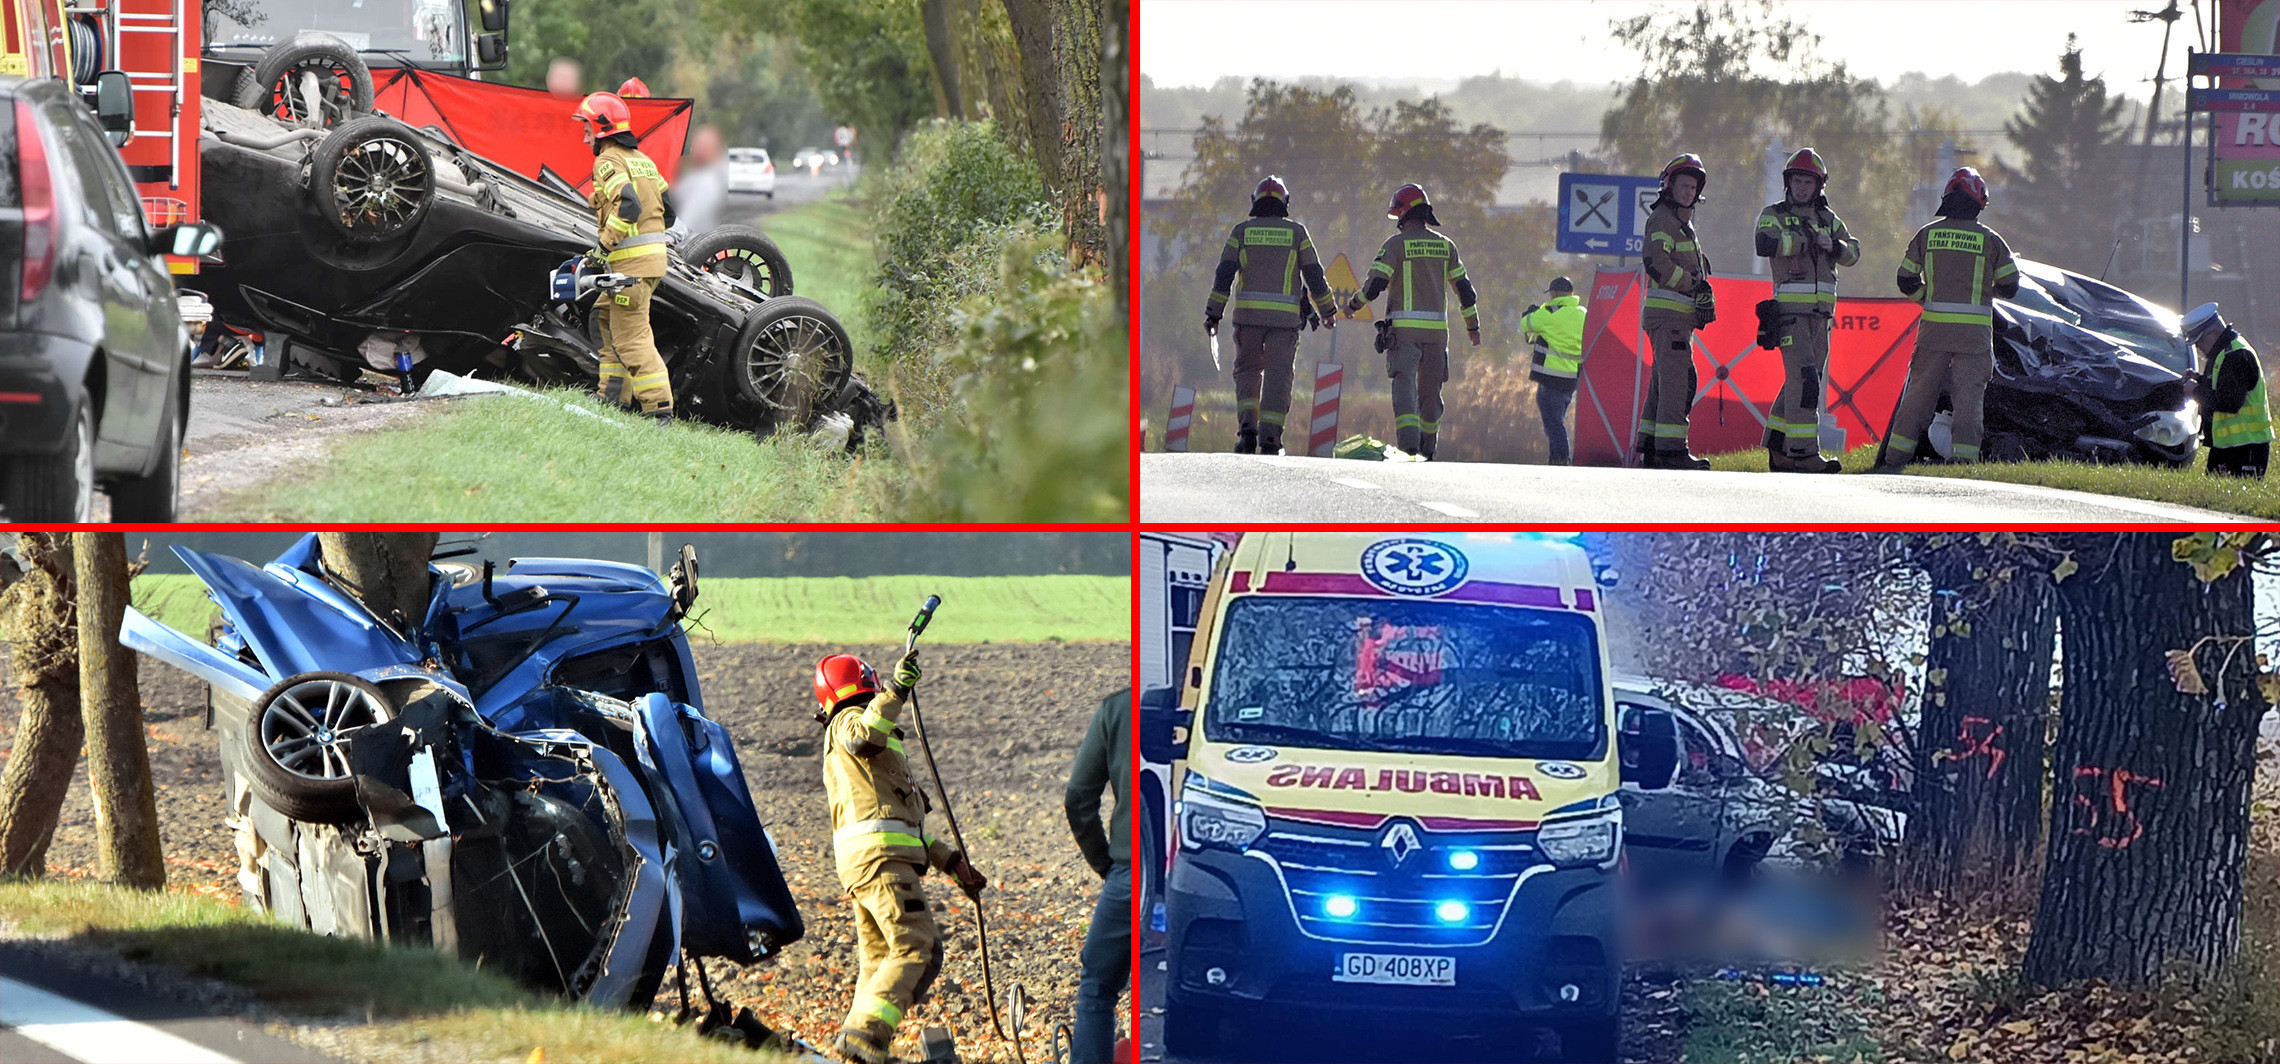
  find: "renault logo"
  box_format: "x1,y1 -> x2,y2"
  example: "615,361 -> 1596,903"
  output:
1381,823 -> 1420,867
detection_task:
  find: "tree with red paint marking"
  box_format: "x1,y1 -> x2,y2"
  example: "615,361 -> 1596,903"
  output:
2020,532 -> 2272,989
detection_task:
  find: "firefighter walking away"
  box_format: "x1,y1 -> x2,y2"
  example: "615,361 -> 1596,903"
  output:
814,651 -> 987,1064
1875,168 -> 2018,472
1343,183 -> 1482,461
1637,154 -> 1714,469
576,91 -> 677,422
1204,176 -> 1340,454
1755,148 -> 1860,473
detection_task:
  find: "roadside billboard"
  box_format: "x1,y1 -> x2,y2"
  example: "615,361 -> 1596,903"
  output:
2213,0 -> 2280,205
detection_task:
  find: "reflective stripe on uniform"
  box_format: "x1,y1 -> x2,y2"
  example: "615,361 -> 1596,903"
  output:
1644,286 -> 1694,314
1952,442 -> 1980,461
1646,421 -> 1689,439
836,818 -> 925,848
855,995 -> 905,1029
1921,299 -> 1994,327
1420,418 -> 1439,433
605,215 -> 636,236
615,232 -> 670,249
608,242 -> 670,264
2211,341 -> 2274,447
1923,300 -> 1991,317
1394,413 -> 1423,429
1388,309 -> 1447,331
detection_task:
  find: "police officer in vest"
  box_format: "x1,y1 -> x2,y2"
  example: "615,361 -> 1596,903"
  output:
2182,303 -> 2271,478
1205,176 -> 1340,455
1520,278 -> 1588,464
1755,148 -> 1861,473
1875,168 -> 2019,472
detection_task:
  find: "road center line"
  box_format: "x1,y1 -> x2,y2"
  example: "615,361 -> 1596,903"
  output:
0,976 -> 243,1064
1330,477 -> 1381,490
1417,501 -> 1479,518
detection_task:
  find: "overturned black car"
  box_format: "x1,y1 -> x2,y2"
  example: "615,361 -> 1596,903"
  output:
1910,260 -> 2202,466
193,85 -> 866,438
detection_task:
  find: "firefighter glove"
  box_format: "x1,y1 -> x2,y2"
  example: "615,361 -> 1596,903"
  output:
892,652 -> 922,694
1467,326 -> 1482,347
1205,315 -> 1220,336
951,852 -> 987,898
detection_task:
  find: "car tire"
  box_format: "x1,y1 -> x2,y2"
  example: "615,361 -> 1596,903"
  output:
240,671 -> 395,824
236,32 -> 374,127
1,397 -> 94,522
728,295 -> 852,425
107,375 -> 182,522
682,223 -> 794,297
1560,1013 -> 1620,1063
309,117 -> 437,243
1163,994 -> 1227,1060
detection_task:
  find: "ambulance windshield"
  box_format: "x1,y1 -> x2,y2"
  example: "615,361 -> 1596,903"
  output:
1205,597 -> 1603,760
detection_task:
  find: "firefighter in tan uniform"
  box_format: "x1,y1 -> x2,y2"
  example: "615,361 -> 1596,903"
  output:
1874,168 -> 2019,472
575,91 -> 676,421
1638,154 -> 1714,469
815,651 -> 987,1064
1755,148 -> 1861,473
1205,176 -> 1340,454
1342,183 -> 1481,461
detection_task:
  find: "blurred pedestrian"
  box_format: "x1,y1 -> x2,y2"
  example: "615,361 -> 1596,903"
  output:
2181,302 -> 2271,478
545,56 -> 583,99
1064,687 -> 1129,1064
668,124 -> 728,245
1520,277 -> 1588,464
1874,168 -> 2018,473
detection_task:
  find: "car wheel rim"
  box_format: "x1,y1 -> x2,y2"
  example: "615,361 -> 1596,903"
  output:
333,136 -> 430,233
705,250 -> 778,295
272,61 -> 354,126
745,313 -> 844,414
258,678 -> 388,782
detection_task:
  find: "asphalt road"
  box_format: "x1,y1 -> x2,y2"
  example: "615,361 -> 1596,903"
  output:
721,166 -> 853,222
0,942 -> 330,1064
1139,453 -> 2249,524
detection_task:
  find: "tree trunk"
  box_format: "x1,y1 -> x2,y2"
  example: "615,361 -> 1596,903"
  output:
1100,0 -> 1128,320
0,534 -> 80,877
74,532 -> 164,889
920,0 -> 965,119
315,533 -> 437,628
1903,561 -> 2056,905
2021,533 -> 2267,988
1000,0 -> 1065,192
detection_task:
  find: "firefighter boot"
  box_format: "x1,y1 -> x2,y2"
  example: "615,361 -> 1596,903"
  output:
1419,433 -> 1438,461
1769,449 -> 1839,474
1644,450 -> 1712,471
833,1029 -> 889,1064
1233,429 -> 1258,454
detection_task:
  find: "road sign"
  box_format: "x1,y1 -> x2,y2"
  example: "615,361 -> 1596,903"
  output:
1557,172 -> 1662,256
2188,87 -> 2280,112
1325,253 -> 1373,321
2189,52 -> 2280,80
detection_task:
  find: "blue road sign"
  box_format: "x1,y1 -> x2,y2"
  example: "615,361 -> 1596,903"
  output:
2189,87 -> 2280,112
2189,52 -> 2280,80
1557,172 -> 1663,256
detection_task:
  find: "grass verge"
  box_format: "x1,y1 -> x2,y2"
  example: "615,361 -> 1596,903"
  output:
1679,973 -> 1895,1063
1704,444 -> 2273,519
130,573 -> 1128,645
0,880 -> 782,1063
753,191 -> 881,371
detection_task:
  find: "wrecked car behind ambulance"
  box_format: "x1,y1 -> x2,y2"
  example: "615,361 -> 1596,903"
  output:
119,534 -> 801,1005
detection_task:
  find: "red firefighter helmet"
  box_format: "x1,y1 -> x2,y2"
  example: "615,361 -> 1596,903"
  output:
1782,148 -> 1828,183
574,92 -> 634,138
1943,167 -> 1989,209
1661,153 -> 1708,195
617,76 -> 652,99
813,654 -> 879,718
1386,182 -> 1431,219
1253,175 -> 1288,204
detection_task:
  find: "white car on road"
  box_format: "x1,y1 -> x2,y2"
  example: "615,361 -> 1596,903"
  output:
725,147 -> 775,197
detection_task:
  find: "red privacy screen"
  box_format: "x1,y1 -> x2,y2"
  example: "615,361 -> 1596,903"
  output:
371,67 -> 692,191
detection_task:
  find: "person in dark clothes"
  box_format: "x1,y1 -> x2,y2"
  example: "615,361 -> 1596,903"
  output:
1065,687 -> 1130,1064
2182,302 -> 2271,478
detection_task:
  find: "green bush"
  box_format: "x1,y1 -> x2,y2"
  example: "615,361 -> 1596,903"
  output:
869,120 -> 1054,364
874,226 -> 1128,520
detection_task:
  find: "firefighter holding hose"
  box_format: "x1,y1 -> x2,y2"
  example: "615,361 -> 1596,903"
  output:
814,650 -> 988,1064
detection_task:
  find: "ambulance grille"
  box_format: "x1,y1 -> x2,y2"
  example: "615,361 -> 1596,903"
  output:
1253,817 -> 1542,948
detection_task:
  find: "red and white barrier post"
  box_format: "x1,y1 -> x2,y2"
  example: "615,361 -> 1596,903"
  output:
1164,386 -> 1195,452
1307,362 -> 1342,457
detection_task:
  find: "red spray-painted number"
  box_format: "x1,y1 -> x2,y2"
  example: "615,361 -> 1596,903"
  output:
1957,716 -> 2005,780
2070,767 -> 2164,850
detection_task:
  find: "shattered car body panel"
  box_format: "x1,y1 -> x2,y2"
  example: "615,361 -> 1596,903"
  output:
1965,260 -> 2203,466
119,534 -> 803,1005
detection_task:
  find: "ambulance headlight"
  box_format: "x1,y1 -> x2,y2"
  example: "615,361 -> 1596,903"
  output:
1537,808 -> 1622,869
1180,789 -> 1266,852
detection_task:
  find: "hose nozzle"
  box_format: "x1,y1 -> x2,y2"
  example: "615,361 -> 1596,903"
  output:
905,594 -> 941,653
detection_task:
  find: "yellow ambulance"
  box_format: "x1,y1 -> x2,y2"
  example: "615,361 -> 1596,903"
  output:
1155,531 -> 1680,1061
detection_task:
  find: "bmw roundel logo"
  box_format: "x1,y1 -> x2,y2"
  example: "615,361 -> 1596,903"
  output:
1359,539 -> 1470,597
1538,760 -> 1587,780
1225,746 -> 1278,764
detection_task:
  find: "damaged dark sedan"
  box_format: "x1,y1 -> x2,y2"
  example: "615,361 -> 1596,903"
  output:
119,535 -> 803,1010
